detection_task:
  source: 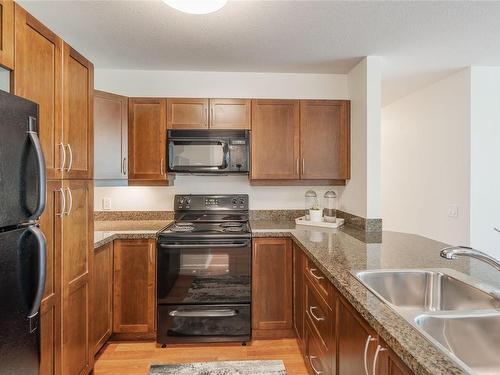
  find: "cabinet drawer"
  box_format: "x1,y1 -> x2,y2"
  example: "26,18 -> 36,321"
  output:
305,280 -> 333,353
305,317 -> 332,375
305,258 -> 333,308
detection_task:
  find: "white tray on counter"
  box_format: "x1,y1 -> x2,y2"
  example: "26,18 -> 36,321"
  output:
295,216 -> 345,228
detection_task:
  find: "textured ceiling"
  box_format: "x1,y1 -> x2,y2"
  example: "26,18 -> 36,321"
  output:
18,0 -> 500,105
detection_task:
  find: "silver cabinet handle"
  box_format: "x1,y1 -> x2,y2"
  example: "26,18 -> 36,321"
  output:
122,157 -> 127,175
169,309 -> 237,318
57,188 -> 66,217
309,306 -> 325,322
65,187 -> 73,215
309,356 -> 323,375
58,143 -> 66,171
372,344 -> 387,375
309,268 -> 324,281
65,144 -> 73,172
160,158 -> 165,175
364,335 -> 377,375
302,158 -> 305,174
149,243 -> 153,264
296,158 -> 300,175
205,107 -> 209,127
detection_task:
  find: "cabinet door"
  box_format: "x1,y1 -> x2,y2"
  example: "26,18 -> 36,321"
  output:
38,181 -> 63,375
94,90 -> 128,180
376,338 -> 414,375
300,100 -> 350,180
337,296 -> 377,375
62,43 -> 94,180
13,4 -> 63,179
113,239 -> 156,333
293,244 -> 305,344
167,98 -> 209,129
92,242 -> 113,354
210,98 -> 251,129
0,0 -> 14,69
251,100 -> 300,180
128,98 -> 167,184
252,238 -> 293,336
61,180 -> 93,375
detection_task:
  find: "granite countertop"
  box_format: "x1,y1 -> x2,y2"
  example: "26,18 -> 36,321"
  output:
94,220 -> 171,249
93,219 -> 500,375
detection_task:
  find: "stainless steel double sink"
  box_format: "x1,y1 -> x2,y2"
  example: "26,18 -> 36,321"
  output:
353,269 -> 500,374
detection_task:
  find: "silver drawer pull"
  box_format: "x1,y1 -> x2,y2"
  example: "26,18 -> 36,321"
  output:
58,143 -> 66,171
309,356 -> 323,375
65,144 -> 73,172
372,344 -> 387,375
309,268 -> 324,281
309,306 -> 325,322
169,309 -> 238,318
364,335 -> 377,375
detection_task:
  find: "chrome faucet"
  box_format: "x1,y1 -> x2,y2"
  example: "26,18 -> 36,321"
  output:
440,246 -> 500,272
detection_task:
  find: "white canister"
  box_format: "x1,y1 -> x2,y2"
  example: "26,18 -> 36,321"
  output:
309,209 -> 323,222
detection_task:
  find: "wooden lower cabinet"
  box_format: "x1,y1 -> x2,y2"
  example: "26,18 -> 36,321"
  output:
293,243 -> 305,346
61,180 -> 94,375
252,238 -> 293,338
376,338 -> 414,375
113,239 -> 156,336
92,242 -> 113,354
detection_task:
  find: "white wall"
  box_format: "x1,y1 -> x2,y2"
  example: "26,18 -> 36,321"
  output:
470,67 -> 500,259
0,67 -> 10,92
94,176 -> 340,211
94,69 -> 349,212
342,57 -> 381,219
381,69 -> 471,246
94,69 -> 348,99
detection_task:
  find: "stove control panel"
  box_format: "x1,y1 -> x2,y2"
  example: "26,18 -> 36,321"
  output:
175,194 -> 249,210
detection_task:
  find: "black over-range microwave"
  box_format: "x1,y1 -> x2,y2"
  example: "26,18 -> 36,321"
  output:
167,129 -> 250,174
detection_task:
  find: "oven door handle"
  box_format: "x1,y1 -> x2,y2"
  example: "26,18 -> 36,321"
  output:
169,309 -> 238,318
159,241 -> 250,249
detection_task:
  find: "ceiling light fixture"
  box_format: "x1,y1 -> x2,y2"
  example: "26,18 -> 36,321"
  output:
163,0 -> 228,15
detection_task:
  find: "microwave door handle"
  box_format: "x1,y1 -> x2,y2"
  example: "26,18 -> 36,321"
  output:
159,241 -> 250,249
220,141 -> 229,169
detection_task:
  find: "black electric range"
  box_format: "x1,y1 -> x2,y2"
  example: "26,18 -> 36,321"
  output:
156,195 -> 252,345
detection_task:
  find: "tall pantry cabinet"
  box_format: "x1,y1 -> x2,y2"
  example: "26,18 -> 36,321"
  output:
12,4 -> 94,375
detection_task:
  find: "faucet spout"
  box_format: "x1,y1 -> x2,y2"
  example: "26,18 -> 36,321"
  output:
440,246 -> 500,272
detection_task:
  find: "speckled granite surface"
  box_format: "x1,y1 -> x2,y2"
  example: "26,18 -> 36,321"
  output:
94,220 -> 171,249
93,219 -> 499,375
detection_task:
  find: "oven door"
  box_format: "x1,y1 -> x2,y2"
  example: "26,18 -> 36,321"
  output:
157,238 -> 251,305
168,138 -> 230,173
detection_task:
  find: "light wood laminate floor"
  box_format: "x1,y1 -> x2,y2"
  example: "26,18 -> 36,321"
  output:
94,339 -> 308,375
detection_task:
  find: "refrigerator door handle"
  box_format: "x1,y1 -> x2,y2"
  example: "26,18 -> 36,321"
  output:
27,116 -> 46,220
27,225 -> 46,322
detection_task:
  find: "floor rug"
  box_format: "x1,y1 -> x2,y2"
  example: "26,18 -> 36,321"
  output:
150,360 -> 287,375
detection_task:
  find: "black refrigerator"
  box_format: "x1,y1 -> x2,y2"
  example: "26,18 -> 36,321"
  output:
0,89 -> 47,374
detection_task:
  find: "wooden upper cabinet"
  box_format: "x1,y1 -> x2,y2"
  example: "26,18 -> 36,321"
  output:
252,238 -> 293,337
61,179 -> 93,375
300,100 -> 350,180
13,4 -> 63,179
0,0 -> 14,69
62,43 -> 94,179
210,98 -> 251,129
167,98 -> 208,129
251,100 -> 300,180
113,239 -> 156,334
128,98 -> 167,184
94,90 -> 128,180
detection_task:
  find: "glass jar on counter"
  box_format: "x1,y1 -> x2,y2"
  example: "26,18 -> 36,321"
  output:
323,190 -> 337,223
304,190 -> 318,220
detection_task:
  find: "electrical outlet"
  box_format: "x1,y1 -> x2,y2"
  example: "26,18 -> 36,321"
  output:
447,204 -> 458,218
102,198 -> 112,211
